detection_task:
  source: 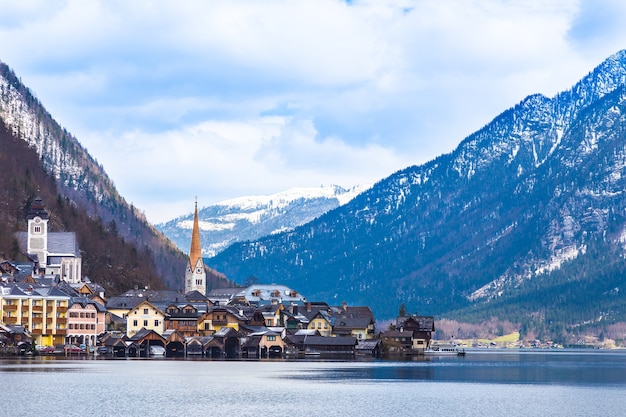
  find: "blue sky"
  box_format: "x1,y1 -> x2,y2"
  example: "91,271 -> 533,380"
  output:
2,0 -> 626,223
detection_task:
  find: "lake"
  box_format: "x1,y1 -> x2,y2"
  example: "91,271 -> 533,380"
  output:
1,349 -> 625,417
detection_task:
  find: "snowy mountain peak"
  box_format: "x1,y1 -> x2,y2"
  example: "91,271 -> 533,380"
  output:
157,184 -> 371,257
216,184 -> 369,211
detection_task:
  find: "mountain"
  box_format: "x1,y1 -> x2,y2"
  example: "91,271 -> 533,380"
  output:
157,185 -> 371,257
0,61 -> 228,293
208,50 -> 626,342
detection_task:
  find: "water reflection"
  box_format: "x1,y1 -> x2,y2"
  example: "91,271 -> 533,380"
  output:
285,350 -> 626,386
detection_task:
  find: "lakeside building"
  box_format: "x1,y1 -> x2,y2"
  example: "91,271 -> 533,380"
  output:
380,314 -> 435,355
67,297 -> 107,347
0,199 -> 419,357
0,284 -> 69,346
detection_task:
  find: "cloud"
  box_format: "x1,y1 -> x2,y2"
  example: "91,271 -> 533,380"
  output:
85,115 -> 411,223
3,0 -> 626,223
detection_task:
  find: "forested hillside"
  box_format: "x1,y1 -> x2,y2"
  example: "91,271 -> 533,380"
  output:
0,122 -> 168,293
0,62 -> 229,295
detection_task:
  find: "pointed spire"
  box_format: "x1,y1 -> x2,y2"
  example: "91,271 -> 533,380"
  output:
189,197 -> 202,269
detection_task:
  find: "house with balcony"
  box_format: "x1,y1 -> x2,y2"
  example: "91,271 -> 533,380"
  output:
163,303 -> 203,337
0,283 -> 69,346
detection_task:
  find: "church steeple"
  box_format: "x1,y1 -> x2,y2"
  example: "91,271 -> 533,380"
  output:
185,198 -> 206,295
189,198 -> 202,270
27,196 -> 50,272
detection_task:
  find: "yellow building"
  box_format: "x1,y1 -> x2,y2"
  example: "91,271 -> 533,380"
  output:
307,311 -> 333,337
126,300 -> 166,337
197,306 -> 245,335
0,285 -> 69,346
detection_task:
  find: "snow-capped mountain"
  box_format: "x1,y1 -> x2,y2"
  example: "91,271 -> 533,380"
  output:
157,184 -> 371,257
208,50 -> 626,337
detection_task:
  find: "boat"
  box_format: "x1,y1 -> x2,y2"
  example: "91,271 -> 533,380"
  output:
424,343 -> 466,356
149,345 -> 166,356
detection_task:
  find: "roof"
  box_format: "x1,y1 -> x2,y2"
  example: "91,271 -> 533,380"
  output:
213,327 -> 239,338
106,290 -> 190,310
48,232 -> 80,255
69,296 -> 107,312
207,287 -> 240,298
396,315 -> 435,332
185,336 -> 214,346
237,284 -> 306,304
26,197 -> 49,220
15,231 -> 81,257
185,290 -> 208,302
118,289 -> 183,300
293,329 -> 318,336
129,327 -> 166,342
105,295 -> 146,310
0,283 -> 71,298
188,201 -> 204,271
356,340 -> 381,350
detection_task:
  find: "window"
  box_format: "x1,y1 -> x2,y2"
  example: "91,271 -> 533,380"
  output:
317,322 -> 322,329
154,320 -> 159,326
133,320 -> 138,327
267,335 -> 276,341
143,320 -> 148,327
143,308 -> 149,314
34,225 -> 41,233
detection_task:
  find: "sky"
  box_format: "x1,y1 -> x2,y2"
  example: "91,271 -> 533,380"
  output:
2,0 -> 626,224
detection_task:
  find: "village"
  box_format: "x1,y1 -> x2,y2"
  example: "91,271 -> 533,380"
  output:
0,198 -> 435,359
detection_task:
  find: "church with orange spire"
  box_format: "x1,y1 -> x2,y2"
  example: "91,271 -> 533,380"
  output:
185,199 -> 206,295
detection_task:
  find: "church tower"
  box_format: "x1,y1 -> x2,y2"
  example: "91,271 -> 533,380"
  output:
27,197 -> 50,273
185,199 -> 206,295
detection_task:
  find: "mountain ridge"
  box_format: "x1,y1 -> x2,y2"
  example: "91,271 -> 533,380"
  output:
0,61 -> 229,293
157,184 -> 371,257
207,50 -> 626,342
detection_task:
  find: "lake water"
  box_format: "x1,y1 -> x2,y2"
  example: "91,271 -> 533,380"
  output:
1,349 -> 626,417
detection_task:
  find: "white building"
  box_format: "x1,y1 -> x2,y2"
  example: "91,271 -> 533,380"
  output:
15,197 -> 82,283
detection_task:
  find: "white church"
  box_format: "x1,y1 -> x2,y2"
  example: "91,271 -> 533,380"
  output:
15,197 -> 82,283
